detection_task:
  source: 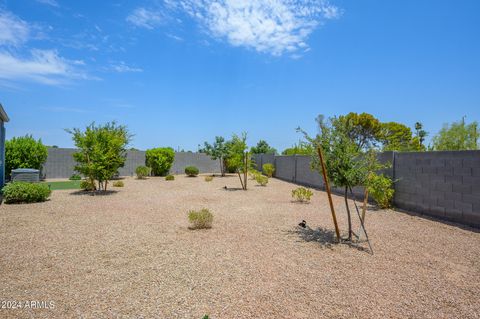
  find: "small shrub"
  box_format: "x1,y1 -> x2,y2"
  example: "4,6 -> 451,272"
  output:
2,182 -> 51,204
80,179 -> 96,191
165,174 -> 175,181
255,174 -> 268,186
205,176 -> 213,182
367,173 -> 394,209
249,169 -> 261,180
188,208 -> 213,229
69,174 -> 81,181
262,163 -> 275,177
113,180 -> 124,187
292,187 -> 313,203
185,166 -> 199,177
135,165 -> 151,179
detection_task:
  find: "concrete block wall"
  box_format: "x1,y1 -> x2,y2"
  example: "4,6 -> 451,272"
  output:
254,151 -> 480,228
170,152 -> 220,175
42,148 -> 220,178
42,148 -> 78,179
393,151 -> 480,227
274,156 -> 296,182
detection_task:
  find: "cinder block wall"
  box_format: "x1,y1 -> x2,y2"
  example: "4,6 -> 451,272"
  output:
43,148 -> 220,178
393,151 -> 480,227
253,151 -> 480,228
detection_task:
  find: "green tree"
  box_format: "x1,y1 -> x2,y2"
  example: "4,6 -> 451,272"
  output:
5,135 -> 48,179
281,140 -> 314,155
299,115 -> 378,241
379,122 -> 423,151
414,122 -> 428,148
225,133 -> 251,190
250,140 -> 277,155
67,122 -> 130,192
336,112 -> 382,150
201,136 -> 229,176
145,147 -> 175,176
432,118 -> 479,150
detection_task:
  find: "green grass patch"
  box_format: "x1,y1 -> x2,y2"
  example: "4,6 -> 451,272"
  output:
42,180 -> 82,190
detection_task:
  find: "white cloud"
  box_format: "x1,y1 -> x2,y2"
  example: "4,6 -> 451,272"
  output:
36,0 -> 59,7
168,0 -> 340,56
0,11 -> 30,46
0,9 -> 93,86
109,61 -> 143,73
0,49 -> 88,85
166,33 -> 184,41
127,7 -> 163,29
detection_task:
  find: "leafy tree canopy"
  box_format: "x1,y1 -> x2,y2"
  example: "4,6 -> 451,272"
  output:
282,141 -> 314,155
201,136 -> 229,176
5,135 -> 48,179
432,118 -> 479,151
336,112 -> 382,150
250,140 -> 277,155
379,122 -> 423,152
67,122 -> 131,191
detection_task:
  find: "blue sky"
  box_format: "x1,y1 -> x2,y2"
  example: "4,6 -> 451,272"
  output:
1,0 -> 479,151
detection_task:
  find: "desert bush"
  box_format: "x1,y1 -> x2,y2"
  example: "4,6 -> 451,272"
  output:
145,147 -> 175,176
262,163 -> 275,177
205,176 -> 213,182
249,169 -> 261,180
5,135 -> 48,180
188,208 -> 213,229
255,174 -> 268,186
367,173 -> 394,208
165,174 -> 175,181
113,181 -> 124,187
292,187 -> 313,203
69,174 -> 81,180
80,179 -> 96,191
135,165 -> 151,179
185,166 -> 199,177
2,182 -> 51,204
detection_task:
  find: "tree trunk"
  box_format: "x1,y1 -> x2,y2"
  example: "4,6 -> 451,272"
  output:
344,186 -> 353,241
219,158 -> 225,176
243,152 -> 248,190
237,171 -> 245,190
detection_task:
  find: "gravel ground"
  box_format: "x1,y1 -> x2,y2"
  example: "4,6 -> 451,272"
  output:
1,175 -> 479,319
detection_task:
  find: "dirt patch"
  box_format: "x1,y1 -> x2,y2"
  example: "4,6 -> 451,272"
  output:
1,175 -> 479,318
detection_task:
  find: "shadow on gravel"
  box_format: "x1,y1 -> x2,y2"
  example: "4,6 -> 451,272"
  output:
287,226 -> 371,253
69,190 -> 119,196
222,187 -> 244,192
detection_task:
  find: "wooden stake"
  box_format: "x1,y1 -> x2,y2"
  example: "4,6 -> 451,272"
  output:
316,146 -> 341,241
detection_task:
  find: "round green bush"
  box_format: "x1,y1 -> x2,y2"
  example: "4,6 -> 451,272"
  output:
255,174 -> 269,186
262,163 -> 275,178
6,135 -> 48,180
367,173 -> 394,209
165,174 -> 175,181
135,165 -> 151,179
2,182 -> 51,204
69,174 -> 81,181
145,147 -> 175,176
113,180 -> 124,187
185,166 -> 199,177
